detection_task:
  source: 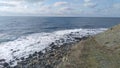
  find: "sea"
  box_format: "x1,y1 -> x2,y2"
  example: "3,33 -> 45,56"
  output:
0,16 -> 120,66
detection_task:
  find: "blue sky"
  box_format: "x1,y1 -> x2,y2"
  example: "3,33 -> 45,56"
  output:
0,0 -> 120,17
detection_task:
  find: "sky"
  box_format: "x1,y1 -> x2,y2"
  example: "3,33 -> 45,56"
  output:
0,0 -> 120,17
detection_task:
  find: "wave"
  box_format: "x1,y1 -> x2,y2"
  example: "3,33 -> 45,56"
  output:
0,28 -> 107,67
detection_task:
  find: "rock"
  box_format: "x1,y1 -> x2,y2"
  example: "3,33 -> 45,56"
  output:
28,54 -> 32,58
38,51 -> 43,55
49,42 -> 54,46
10,49 -> 13,51
74,37 -> 82,40
3,62 -> 9,67
33,51 -> 38,56
49,54 -> 55,57
20,57 -> 24,60
13,32 -> 79,68
0,59 -> 5,62
51,45 -> 59,49
45,65 -> 52,68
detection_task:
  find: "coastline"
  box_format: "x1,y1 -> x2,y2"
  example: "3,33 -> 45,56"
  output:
2,24 -> 120,68
2,23 -> 120,68
12,37 -> 85,68
0,28 -> 106,68
14,24 -> 120,68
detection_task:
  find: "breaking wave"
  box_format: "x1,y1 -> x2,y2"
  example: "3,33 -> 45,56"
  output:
0,28 -> 107,67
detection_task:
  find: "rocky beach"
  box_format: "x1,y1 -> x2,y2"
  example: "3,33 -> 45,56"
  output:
14,24 -> 120,68
1,24 -> 120,68
0,29 -> 105,68
0,35 -> 88,68
0,0 -> 120,67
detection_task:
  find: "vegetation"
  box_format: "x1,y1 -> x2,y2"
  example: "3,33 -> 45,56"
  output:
57,24 -> 120,68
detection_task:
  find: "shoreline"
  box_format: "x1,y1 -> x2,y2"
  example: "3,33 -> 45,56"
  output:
0,29 -> 106,68
4,37 -> 87,68
13,24 -> 120,68
1,23 -> 120,68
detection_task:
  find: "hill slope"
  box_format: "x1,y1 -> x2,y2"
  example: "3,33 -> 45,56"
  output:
57,24 -> 120,68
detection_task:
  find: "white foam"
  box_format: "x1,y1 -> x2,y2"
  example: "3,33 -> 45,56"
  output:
0,28 -> 107,66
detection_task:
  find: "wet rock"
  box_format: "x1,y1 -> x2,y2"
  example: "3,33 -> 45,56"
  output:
28,54 -> 32,58
15,58 -> 19,61
49,54 -> 55,57
50,42 -> 54,46
20,57 -> 25,60
10,49 -> 13,51
74,37 -> 82,40
21,62 -> 27,65
33,51 -> 38,56
3,62 -> 9,67
45,65 -> 52,68
38,51 -> 43,55
82,36 -> 88,40
0,59 -> 5,62
13,66 -> 19,68
51,45 -> 59,49
14,38 -> 79,68
12,49 -> 20,53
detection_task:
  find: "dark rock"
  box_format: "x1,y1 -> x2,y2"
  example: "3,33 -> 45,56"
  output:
38,51 -> 43,55
74,37 -> 82,40
12,49 -> 20,53
28,54 -> 32,58
9,60 -> 14,65
21,62 -> 27,65
45,65 -> 52,68
110,28 -> 113,30
20,57 -> 24,60
82,36 -> 88,40
13,66 -> 19,68
3,62 -> 9,67
105,42 -> 109,44
13,51 -> 17,53
51,45 -> 59,49
15,58 -> 19,60
10,49 -> 13,51
33,51 -> 38,56
0,59 -> 5,62
49,54 -> 55,57
50,42 -> 54,46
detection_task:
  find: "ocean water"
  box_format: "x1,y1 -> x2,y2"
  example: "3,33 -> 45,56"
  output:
0,17 -> 120,66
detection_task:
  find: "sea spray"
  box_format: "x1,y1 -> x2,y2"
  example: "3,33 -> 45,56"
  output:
0,28 -> 107,67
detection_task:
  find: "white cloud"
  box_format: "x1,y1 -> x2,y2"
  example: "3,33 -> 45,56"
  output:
113,3 -> 120,9
0,3 -> 15,7
55,7 -> 83,16
60,7 -> 73,11
0,0 -> 45,14
24,0 -> 44,3
54,1 -> 68,7
84,2 -> 97,8
83,0 -> 97,8
84,0 -> 91,2
0,0 -> 81,16
0,0 -> 44,3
